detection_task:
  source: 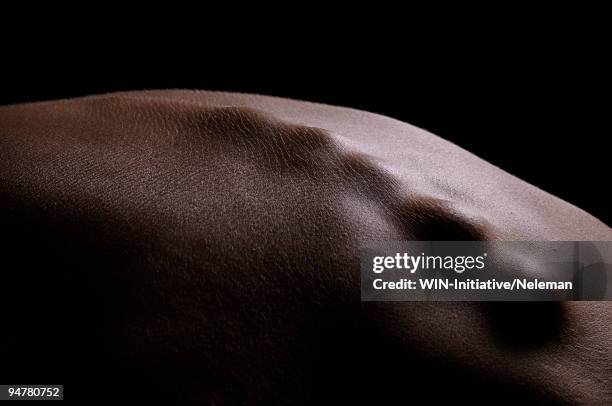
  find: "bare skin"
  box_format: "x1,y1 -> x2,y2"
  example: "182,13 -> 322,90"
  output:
0,91 -> 610,404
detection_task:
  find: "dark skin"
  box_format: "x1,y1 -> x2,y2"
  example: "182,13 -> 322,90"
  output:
0,91 -> 610,404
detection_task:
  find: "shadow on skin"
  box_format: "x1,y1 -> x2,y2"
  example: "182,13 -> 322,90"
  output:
308,303 -> 568,405
480,302 -> 566,350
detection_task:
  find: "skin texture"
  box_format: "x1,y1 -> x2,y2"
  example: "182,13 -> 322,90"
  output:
0,91 -> 610,404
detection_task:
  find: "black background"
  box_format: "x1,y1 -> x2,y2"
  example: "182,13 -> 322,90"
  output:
1,41 -> 609,225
